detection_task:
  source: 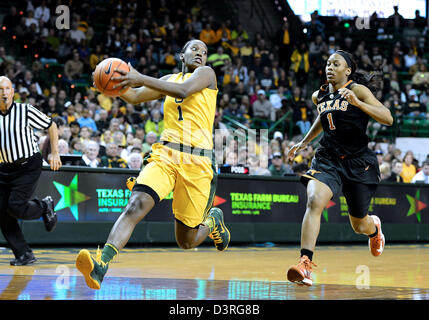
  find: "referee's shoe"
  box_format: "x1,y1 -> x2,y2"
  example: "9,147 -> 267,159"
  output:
42,196 -> 57,232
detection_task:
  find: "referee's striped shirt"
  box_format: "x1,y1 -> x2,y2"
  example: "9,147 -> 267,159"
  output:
0,102 -> 52,163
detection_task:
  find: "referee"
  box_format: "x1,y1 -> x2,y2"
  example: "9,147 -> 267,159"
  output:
0,76 -> 62,266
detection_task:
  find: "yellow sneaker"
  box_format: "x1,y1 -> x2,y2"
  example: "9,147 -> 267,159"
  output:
76,247 -> 108,290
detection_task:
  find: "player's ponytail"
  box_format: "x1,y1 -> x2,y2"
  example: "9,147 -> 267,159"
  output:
335,50 -> 382,94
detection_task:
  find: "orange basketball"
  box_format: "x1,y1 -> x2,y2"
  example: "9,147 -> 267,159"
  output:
93,58 -> 130,97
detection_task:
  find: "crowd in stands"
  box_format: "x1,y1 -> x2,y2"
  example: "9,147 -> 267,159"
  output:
0,0 -> 429,183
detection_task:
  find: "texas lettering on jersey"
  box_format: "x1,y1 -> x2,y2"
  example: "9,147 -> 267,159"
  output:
317,99 -> 349,114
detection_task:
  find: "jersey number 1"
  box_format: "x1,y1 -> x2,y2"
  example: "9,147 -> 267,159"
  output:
177,105 -> 184,121
327,113 -> 336,130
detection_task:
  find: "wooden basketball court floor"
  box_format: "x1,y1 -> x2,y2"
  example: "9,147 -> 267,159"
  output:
0,244 -> 428,300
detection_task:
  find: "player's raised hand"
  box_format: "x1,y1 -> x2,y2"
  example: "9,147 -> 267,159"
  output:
338,88 -> 360,106
111,63 -> 144,89
287,141 -> 307,163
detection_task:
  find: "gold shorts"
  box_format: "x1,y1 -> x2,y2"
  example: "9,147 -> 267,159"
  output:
135,142 -> 217,228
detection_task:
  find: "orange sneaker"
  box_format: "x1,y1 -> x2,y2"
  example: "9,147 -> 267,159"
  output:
369,215 -> 385,256
287,255 -> 317,286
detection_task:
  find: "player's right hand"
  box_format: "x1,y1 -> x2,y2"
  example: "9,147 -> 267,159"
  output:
287,141 -> 307,162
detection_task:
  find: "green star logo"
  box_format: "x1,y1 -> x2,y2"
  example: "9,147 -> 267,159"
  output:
53,174 -> 90,221
406,189 -> 427,223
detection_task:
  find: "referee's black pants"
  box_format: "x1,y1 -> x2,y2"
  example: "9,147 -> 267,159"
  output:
0,153 -> 46,258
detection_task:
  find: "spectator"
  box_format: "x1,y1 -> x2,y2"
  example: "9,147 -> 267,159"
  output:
252,89 -> 274,127
25,10 -> 39,33
100,142 -> 127,168
208,46 -> 231,78
78,140 -> 101,168
379,162 -> 391,181
247,154 -> 270,176
79,126 -> 93,144
95,109 -> 110,133
303,11 -> 325,41
199,23 -> 216,46
403,48 -> 417,71
223,97 -> 244,122
411,161 -> 429,183
231,24 -> 249,42
144,109 -> 164,137
375,149 -> 384,166
401,153 -> 417,183
291,87 -> 313,135
387,5 -> 405,33
386,159 -> 404,183
269,152 -> 293,176
142,131 -> 158,154
290,43 -> 310,89
78,108 -> 98,133
69,21 -> 86,45
34,0 -> 50,26
64,50 -> 84,83
2,6 -> 20,33
127,152 -> 143,170
405,89 -> 426,118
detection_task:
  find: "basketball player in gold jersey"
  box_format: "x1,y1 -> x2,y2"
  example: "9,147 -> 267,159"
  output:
76,39 -> 230,290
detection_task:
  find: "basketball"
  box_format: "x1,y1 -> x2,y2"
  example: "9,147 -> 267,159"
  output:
93,58 -> 130,97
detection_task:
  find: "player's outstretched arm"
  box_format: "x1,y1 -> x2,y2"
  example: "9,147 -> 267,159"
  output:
339,84 -> 393,126
118,73 -> 172,104
112,63 -> 216,99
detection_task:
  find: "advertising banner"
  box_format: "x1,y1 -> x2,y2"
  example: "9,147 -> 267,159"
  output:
36,169 -> 429,225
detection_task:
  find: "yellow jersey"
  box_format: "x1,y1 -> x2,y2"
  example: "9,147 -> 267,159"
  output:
161,72 -> 218,149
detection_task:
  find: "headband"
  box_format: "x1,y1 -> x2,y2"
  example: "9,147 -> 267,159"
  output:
335,51 -> 355,74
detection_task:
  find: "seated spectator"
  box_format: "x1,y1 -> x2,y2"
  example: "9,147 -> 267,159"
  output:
411,161 -> 429,183
142,131 -> 158,154
223,97 -> 244,121
405,89 -> 426,118
231,24 -> 249,42
70,137 -> 83,155
208,46 -> 231,78
64,50 -> 84,83
379,162 -> 391,181
127,152 -> 143,170
252,89 -> 274,127
403,48 -> 417,71
401,153 -> 417,183
78,108 -> 98,133
95,109 -> 110,133
78,140 -> 101,168
247,154 -> 270,176
199,23 -> 216,46
375,149 -> 384,166
144,109 -> 164,137
69,21 -> 86,45
291,87 -> 313,135
386,159 -> 404,182
79,126 -> 93,144
269,152 -> 293,176
100,142 -> 127,168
